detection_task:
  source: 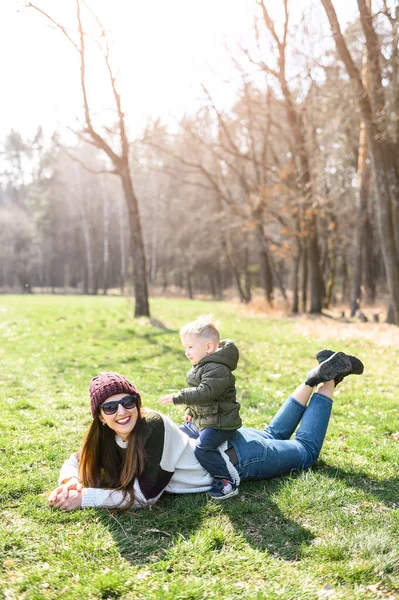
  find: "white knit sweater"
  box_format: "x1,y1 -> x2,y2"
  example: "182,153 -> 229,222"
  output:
58,410 -> 239,509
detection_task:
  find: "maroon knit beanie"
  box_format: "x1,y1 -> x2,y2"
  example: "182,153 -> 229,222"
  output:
89,372 -> 140,417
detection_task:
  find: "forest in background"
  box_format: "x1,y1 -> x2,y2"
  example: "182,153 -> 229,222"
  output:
1,0 -> 398,322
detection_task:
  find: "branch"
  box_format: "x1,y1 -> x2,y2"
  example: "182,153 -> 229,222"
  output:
178,119 -> 266,193
64,149 -> 118,175
201,85 -> 241,157
81,0 -> 129,160
242,47 -> 279,80
28,3 -> 80,52
380,0 -> 396,24
72,128 -> 102,147
74,0 -> 124,168
320,0 -> 376,130
357,0 -> 385,113
143,138 -> 246,216
153,165 -> 215,192
231,57 -> 262,185
282,0 -> 289,48
256,0 -> 281,46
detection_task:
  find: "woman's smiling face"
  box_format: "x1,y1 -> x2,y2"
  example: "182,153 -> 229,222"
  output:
98,393 -> 138,441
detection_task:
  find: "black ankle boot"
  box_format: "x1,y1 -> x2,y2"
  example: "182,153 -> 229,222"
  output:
315,350 -> 364,386
305,352 -> 354,387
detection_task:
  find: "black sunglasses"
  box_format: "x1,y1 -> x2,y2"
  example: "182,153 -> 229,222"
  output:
100,394 -> 138,415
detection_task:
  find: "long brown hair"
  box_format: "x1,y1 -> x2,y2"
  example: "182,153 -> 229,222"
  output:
78,400 -> 147,510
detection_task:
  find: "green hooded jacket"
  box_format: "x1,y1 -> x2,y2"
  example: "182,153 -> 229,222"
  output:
172,339 -> 242,431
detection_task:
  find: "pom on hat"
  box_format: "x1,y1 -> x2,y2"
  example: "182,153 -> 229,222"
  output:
89,372 -> 140,417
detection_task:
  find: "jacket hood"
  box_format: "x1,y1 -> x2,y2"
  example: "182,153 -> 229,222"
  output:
199,339 -> 239,371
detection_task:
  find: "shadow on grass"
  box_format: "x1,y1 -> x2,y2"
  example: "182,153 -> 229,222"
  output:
100,477 -> 313,568
219,477 -> 314,558
111,327 -> 183,362
98,464 -> 399,570
315,460 -> 399,505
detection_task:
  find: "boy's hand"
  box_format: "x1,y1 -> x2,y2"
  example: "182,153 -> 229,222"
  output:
184,415 -> 193,422
159,394 -> 174,405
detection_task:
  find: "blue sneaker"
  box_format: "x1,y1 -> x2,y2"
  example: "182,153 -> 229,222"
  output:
208,479 -> 238,500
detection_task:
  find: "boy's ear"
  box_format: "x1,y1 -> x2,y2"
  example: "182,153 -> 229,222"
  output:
206,340 -> 217,353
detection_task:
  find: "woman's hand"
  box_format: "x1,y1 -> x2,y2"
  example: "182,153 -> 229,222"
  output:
159,394 -> 174,405
184,414 -> 193,422
49,488 -> 82,511
49,477 -> 82,498
48,477 -> 83,511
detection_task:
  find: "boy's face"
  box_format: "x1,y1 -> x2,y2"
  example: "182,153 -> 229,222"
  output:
181,334 -> 218,365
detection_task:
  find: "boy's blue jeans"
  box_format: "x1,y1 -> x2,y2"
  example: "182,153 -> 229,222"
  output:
195,428 -> 237,483
180,392 -> 332,481
179,421 -> 236,482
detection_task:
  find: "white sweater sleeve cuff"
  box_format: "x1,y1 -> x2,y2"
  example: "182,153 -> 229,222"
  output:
58,453 -> 79,484
81,478 -> 161,509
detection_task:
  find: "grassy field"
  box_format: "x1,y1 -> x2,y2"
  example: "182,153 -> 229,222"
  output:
0,295 -> 398,600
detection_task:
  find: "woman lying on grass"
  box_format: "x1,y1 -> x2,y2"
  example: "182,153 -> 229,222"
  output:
48,350 -> 364,511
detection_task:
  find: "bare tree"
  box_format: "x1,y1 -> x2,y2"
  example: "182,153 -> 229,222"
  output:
350,26 -> 371,317
321,0 -> 399,325
250,0 -> 325,313
28,0 -> 150,316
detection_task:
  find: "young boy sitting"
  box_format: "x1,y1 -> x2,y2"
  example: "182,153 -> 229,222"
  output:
159,315 -> 241,499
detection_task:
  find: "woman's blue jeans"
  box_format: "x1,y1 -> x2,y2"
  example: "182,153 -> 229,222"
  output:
180,392 -> 332,481
232,392 -> 332,480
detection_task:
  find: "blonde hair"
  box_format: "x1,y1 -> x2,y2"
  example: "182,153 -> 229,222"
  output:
180,314 -> 220,343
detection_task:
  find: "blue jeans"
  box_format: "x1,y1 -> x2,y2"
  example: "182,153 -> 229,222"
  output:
180,392 -> 332,481
196,428 -> 237,482
233,392 -> 332,480
179,422 -> 236,482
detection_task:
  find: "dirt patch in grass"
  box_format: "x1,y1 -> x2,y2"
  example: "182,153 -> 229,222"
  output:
241,297 -> 399,348
290,314 -> 399,348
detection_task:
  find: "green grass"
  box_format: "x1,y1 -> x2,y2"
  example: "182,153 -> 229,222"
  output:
0,295 -> 398,599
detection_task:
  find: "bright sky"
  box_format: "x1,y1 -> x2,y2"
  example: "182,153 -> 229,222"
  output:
1,0 -> 363,140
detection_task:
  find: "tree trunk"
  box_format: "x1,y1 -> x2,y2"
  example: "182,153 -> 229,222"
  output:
214,263 -> 224,300
257,2 -> 324,313
370,142 -> 399,323
117,195 -> 127,296
256,225 -> 274,307
270,254 -> 288,306
80,208 -> 94,295
301,245 -> 308,313
350,124 -> 370,316
63,263 -> 70,290
308,216 -> 324,312
29,1 -> 151,314
120,168 -> 150,316
186,270 -> 194,299
82,263 -> 88,295
291,241 -> 301,314
101,177 -> 109,295
351,36 -> 370,317
224,229 -> 251,303
386,304 -> 394,324
363,214 -> 376,304
150,193 -> 158,286
341,253 -> 348,304
325,242 -> 337,309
